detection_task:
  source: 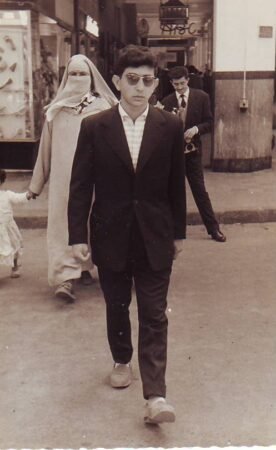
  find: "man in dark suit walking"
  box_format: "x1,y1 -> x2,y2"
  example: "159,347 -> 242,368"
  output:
162,66 -> 226,242
68,46 -> 186,424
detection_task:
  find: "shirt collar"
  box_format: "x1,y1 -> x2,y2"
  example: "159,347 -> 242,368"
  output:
118,103 -> 149,122
176,87 -> 189,101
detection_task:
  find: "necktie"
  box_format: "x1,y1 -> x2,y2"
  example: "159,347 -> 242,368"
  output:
180,94 -> 186,108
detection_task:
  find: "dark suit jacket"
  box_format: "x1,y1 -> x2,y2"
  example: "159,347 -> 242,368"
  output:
188,74 -> 204,90
68,104 -> 186,272
161,88 -> 213,147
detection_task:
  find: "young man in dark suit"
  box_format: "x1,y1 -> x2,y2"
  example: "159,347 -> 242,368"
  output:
68,46 -> 186,424
162,66 -> 226,242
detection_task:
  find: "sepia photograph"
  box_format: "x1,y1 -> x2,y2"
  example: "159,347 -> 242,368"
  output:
0,0 -> 276,448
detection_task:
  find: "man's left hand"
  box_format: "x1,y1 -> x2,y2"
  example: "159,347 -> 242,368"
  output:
184,126 -> 198,141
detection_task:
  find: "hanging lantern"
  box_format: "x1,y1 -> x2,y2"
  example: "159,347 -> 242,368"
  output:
159,0 -> 189,33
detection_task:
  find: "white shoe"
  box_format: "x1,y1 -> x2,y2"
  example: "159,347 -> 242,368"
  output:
144,398 -> 176,424
110,363 -> 132,388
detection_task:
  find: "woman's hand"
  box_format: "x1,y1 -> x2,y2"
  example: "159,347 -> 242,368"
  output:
27,190 -> 38,200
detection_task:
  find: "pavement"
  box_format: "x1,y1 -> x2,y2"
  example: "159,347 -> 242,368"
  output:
4,148 -> 276,229
1,223 -> 276,447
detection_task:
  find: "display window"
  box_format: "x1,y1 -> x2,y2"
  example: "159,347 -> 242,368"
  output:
40,34 -> 59,107
0,10 -> 34,141
39,14 -> 72,96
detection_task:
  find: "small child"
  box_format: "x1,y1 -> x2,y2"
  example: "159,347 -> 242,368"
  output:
0,169 -> 32,278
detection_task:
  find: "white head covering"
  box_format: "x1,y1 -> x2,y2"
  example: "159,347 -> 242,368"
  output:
45,54 -> 118,121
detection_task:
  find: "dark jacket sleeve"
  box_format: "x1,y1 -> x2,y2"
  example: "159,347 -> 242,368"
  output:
161,93 -> 177,113
68,118 -> 95,245
168,117 -> 186,239
195,90 -> 213,135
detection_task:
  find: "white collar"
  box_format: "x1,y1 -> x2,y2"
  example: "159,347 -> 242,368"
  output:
176,88 -> 189,101
118,103 -> 149,121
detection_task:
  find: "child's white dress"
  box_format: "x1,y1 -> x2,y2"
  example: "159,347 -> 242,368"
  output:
0,190 -> 28,266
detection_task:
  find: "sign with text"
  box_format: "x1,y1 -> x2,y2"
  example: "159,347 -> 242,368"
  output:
259,26 -> 273,38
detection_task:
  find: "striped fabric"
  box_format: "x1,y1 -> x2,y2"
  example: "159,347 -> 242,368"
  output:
118,103 -> 149,170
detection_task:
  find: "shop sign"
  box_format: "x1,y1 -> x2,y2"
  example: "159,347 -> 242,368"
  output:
85,16 -> 99,37
259,26 -> 273,38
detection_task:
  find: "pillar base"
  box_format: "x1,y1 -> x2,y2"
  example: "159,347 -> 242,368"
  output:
212,156 -> 272,172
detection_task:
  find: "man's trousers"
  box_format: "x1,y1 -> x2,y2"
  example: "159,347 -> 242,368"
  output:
185,149 -> 219,234
97,218 -> 172,400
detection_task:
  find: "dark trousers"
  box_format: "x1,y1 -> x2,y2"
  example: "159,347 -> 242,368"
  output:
186,150 -> 219,234
97,218 -> 172,399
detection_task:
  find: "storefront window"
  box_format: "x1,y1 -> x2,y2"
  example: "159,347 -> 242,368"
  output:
39,13 -> 71,90
40,34 -> 59,107
0,10 -> 34,140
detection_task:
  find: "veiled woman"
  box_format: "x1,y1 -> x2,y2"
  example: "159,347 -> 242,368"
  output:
29,54 -> 118,302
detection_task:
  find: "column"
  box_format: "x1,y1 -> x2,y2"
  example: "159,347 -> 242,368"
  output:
212,0 -> 276,171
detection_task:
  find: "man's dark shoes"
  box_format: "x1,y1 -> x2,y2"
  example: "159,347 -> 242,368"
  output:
210,229 -> 226,242
110,363 -> 132,388
80,270 -> 94,286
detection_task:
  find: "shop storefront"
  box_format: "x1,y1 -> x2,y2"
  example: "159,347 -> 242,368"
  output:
0,8 -> 41,169
0,0 -> 99,170
39,13 -> 72,104
79,14 -> 99,64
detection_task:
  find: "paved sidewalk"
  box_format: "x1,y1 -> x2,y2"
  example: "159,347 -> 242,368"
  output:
4,150 -> 276,228
1,224 -> 276,447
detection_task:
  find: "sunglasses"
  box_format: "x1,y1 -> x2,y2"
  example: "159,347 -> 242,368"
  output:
125,73 -> 156,87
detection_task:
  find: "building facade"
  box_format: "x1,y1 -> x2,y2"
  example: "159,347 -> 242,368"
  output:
0,0 -> 113,169
0,0 -> 275,171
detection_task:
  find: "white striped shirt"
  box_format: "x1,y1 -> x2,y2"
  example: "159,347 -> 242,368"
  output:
118,103 -> 149,170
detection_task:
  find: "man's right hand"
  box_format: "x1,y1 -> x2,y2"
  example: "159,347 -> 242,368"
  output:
72,244 -> 90,262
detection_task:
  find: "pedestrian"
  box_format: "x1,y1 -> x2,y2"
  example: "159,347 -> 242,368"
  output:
68,45 -> 186,424
0,169 -> 32,278
28,54 -> 118,302
186,64 -> 204,90
162,66 -> 226,242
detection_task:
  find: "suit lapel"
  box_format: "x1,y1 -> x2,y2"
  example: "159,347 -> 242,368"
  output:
167,93 -> 178,110
172,92 -> 178,109
136,106 -> 166,174
101,106 -> 134,173
185,88 -> 195,126
101,105 -> 166,174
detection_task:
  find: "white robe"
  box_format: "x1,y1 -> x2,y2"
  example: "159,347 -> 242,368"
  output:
0,191 -> 28,266
30,97 -> 110,286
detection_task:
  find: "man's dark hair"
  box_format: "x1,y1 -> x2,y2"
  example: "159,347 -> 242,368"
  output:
0,169 -> 7,184
114,45 -> 157,77
168,66 -> 189,80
